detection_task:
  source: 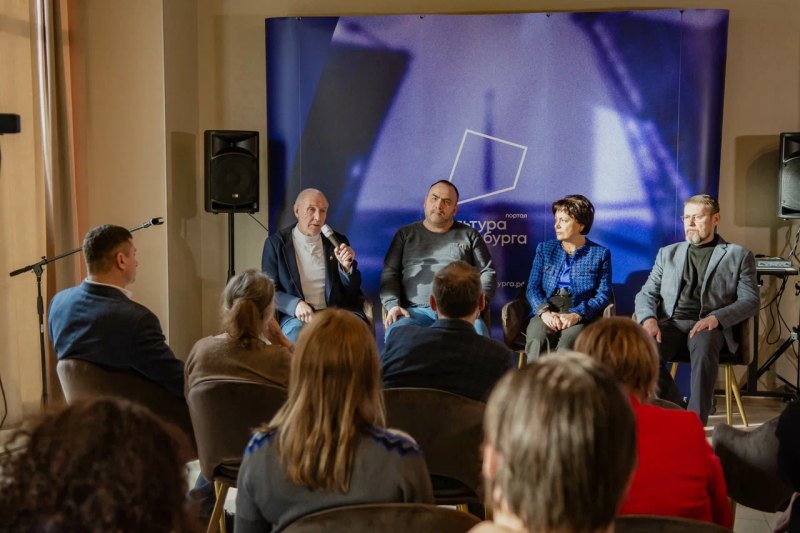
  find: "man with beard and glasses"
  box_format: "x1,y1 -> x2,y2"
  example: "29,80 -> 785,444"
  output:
635,195 -> 759,424
380,180 -> 496,340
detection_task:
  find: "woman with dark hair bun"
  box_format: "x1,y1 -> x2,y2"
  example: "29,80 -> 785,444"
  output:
524,195 -> 612,360
185,269 -> 293,392
0,397 -> 201,533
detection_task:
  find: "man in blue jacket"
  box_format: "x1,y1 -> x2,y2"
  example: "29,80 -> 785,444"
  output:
48,224 -> 183,397
261,188 -> 364,342
381,261 -> 515,401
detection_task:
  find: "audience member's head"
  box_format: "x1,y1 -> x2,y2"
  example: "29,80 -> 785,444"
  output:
551,194 -> 595,236
481,352 -> 637,533
431,260 -> 485,321
83,224 -> 137,285
0,397 -> 198,533
574,317 -> 660,402
221,269 -> 276,346
263,308 -> 384,492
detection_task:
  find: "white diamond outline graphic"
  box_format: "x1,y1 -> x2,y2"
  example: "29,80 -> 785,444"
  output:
447,129 -> 528,205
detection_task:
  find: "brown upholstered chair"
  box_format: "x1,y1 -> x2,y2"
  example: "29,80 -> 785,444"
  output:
615,515 -> 732,533
381,306 -> 492,336
630,312 -> 752,427
357,294 -> 375,334
648,398 -> 685,410
501,282 -> 615,362
187,379 -> 287,533
383,388 -> 485,512
712,416 -> 793,515
56,359 -> 196,456
282,503 -> 481,533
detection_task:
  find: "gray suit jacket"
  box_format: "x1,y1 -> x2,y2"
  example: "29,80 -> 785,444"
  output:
634,235 -> 759,353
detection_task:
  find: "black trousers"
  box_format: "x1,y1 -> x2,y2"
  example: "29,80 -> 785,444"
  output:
655,318 -> 725,425
524,295 -> 585,361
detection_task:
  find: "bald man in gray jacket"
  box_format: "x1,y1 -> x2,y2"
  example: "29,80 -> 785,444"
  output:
635,195 -> 759,424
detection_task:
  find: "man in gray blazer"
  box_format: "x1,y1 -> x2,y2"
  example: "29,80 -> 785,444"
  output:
635,195 -> 759,424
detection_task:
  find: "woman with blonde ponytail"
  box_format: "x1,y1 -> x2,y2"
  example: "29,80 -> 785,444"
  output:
234,308 -> 434,533
185,269 -> 293,393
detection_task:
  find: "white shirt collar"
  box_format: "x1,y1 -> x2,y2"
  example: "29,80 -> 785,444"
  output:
292,225 -> 322,246
85,278 -> 133,299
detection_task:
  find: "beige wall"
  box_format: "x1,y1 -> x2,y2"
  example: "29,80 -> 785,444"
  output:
0,0 -> 47,426
82,0 -> 169,333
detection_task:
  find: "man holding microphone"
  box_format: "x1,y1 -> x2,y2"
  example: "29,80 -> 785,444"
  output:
261,188 -> 365,342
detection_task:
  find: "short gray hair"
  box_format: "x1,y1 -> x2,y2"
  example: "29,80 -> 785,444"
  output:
483,352 -> 637,533
684,194 -> 720,214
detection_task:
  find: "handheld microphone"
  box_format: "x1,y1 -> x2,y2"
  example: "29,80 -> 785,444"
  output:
321,224 -> 341,248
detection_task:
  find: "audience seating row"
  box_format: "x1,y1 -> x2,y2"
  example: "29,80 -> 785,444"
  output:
57,355 -> 793,533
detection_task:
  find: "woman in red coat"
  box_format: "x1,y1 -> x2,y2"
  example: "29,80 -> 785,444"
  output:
575,317 -> 733,529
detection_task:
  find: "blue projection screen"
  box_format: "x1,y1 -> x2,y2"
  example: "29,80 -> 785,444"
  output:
265,10 -> 729,343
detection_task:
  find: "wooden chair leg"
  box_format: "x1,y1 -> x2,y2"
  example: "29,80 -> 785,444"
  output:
729,366 -> 748,427
670,363 -> 678,378
730,497 -> 737,522
208,481 -> 228,533
456,504 -> 469,513
725,367 -> 733,426
518,352 -> 526,368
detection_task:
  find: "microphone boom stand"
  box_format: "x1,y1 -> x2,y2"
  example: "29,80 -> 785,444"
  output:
8,218 -> 163,407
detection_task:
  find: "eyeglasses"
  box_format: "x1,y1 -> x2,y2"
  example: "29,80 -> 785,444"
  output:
680,214 -> 711,223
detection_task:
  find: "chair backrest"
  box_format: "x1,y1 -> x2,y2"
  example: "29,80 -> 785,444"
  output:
357,294 -> 375,334
712,416 -> 793,512
647,398 -> 685,410
187,379 -> 287,485
383,388 -> 485,495
56,359 -> 196,455
615,515 -> 732,533
282,503 -> 480,533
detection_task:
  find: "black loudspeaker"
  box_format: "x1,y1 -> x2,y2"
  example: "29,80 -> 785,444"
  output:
779,132 -> 800,218
204,130 -> 259,213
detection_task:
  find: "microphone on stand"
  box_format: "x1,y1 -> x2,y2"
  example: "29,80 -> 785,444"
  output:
321,224 -> 341,248
129,217 -> 165,232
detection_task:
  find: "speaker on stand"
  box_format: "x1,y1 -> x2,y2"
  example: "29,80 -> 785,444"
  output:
779,133 -> 800,219
204,130 -> 259,282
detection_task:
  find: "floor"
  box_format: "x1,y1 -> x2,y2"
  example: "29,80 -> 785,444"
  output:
184,393 -> 790,532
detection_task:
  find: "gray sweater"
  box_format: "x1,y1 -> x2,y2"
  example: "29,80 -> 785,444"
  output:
235,427 -> 435,532
380,221 -> 496,310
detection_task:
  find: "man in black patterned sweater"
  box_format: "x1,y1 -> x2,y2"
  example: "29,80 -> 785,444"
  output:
380,180 -> 496,340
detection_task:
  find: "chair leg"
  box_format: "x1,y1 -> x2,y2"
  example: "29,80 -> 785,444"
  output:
670,363 -> 678,379
208,481 -> 228,533
730,498 -> 737,522
725,367 -> 733,426
518,351 -> 526,368
456,504 -> 469,513
729,366 -> 748,427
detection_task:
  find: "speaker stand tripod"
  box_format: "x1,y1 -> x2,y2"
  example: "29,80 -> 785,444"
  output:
228,213 -> 235,283
751,279 -> 800,397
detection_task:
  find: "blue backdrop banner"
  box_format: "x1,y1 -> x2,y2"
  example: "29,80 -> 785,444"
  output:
265,10 -> 729,350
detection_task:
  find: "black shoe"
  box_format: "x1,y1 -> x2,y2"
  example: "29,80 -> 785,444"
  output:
225,511 -> 235,532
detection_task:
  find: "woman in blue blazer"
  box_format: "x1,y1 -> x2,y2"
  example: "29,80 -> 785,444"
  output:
525,195 -> 612,360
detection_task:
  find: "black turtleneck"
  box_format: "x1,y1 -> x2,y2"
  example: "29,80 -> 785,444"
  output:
673,235 -> 719,321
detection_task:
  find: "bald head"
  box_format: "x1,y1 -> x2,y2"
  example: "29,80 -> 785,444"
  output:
293,188 -> 329,237
295,188 -> 326,207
